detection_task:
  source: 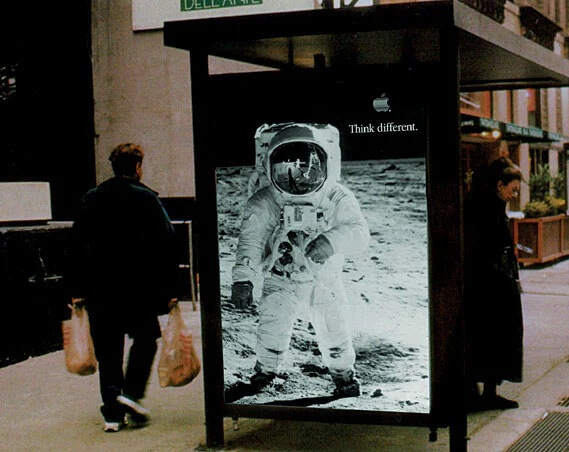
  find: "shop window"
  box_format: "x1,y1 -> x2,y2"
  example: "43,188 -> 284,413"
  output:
509,143 -> 521,211
556,152 -> 567,202
0,63 -> 18,181
527,89 -> 541,127
530,148 -> 549,175
508,143 -> 519,164
460,91 -> 491,117
0,63 -> 17,102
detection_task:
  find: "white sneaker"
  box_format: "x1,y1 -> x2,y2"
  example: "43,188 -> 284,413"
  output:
103,416 -> 127,433
116,395 -> 150,425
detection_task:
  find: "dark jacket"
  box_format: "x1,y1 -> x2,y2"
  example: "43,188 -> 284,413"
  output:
69,177 -> 178,318
464,190 -> 523,383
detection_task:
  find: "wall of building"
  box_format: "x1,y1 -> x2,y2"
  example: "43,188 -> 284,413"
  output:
91,0 -> 569,207
513,89 -> 531,207
91,0 -> 195,197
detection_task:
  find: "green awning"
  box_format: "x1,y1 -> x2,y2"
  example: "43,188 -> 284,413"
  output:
461,114 -> 567,143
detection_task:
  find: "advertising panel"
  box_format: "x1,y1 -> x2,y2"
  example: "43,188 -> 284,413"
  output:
213,78 -> 431,414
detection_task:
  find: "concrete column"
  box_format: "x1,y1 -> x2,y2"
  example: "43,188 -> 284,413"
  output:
546,88 -> 559,182
541,89 -> 549,131
513,89 -> 529,126
562,88 -> 569,136
550,149 -> 559,176
92,1 -> 195,197
547,88 -> 558,132
520,144 -> 531,206
513,89 -> 530,207
493,91 -> 510,122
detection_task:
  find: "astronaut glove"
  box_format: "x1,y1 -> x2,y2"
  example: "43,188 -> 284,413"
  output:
305,234 -> 334,264
231,281 -> 254,310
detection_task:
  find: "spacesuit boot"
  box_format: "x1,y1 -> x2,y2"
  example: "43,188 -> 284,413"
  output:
331,370 -> 361,398
249,361 -> 276,392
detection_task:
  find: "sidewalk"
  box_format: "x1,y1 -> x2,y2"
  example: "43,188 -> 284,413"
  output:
467,258 -> 569,451
2,259 -> 569,451
0,303 -> 206,452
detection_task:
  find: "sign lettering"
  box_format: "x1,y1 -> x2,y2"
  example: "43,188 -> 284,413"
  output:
181,0 -> 263,11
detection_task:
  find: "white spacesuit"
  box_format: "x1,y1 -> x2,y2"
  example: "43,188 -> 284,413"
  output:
231,123 -> 370,397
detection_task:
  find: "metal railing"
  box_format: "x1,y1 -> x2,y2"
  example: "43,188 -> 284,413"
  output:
459,0 -> 507,23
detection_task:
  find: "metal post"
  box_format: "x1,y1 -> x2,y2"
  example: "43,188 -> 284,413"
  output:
187,221 -> 197,311
189,48 -> 225,449
437,19 -> 468,452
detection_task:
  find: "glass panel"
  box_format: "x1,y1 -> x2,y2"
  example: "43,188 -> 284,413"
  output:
216,106 -> 430,413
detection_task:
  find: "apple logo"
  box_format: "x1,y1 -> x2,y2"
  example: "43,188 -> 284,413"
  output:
373,93 -> 390,113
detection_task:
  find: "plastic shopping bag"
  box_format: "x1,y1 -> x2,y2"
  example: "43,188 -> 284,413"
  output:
157,304 -> 201,387
62,304 -> 97,376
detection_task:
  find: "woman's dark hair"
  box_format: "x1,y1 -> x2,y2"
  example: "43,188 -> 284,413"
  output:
109,143 -> 144,177
489,156 -> 523,185
471,156 -> 522,194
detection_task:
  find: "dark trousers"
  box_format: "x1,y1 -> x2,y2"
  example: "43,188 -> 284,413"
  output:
89,310 -> 160,421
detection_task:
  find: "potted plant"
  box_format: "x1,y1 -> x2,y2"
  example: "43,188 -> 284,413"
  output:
513,165 -> 569,265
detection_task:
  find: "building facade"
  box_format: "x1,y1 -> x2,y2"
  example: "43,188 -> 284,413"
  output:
4,1 -> 567,219
456,0 -> 569,213
90,0 -> 569,219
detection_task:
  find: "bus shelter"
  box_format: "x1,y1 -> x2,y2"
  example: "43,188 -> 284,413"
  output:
164,2 -> 569,450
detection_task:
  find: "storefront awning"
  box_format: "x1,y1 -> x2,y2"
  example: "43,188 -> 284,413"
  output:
461,114 -> 568,143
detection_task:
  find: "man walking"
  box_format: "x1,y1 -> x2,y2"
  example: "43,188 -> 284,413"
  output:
69,143 -> 178,432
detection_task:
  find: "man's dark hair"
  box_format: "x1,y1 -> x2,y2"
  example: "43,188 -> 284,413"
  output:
109,143 -> 144,177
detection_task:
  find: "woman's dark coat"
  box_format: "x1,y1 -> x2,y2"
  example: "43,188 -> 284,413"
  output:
464,190 -> 523,383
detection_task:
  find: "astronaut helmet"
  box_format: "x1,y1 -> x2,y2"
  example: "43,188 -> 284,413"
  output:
265,123 -> 341,201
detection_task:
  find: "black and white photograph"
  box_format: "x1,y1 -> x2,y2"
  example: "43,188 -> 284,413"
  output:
216,118 -> 430,413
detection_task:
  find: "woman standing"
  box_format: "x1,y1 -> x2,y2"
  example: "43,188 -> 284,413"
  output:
464,156 -> 524,411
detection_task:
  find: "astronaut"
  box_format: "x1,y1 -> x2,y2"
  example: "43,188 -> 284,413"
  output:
231,123 -> 370,397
